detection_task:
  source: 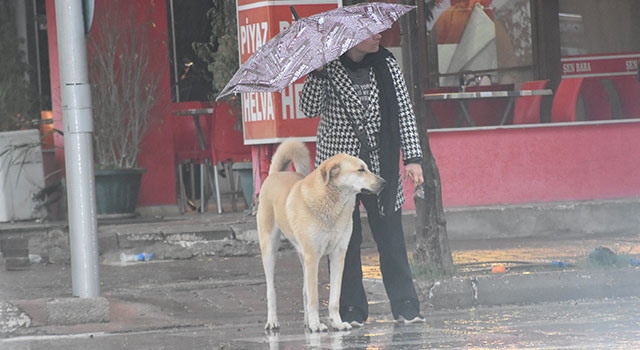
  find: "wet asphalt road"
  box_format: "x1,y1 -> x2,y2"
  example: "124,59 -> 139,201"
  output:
2,297 -> 640,349
2,248 -> 640,349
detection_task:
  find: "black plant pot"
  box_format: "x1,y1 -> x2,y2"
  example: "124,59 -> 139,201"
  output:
95,168 -> 146,218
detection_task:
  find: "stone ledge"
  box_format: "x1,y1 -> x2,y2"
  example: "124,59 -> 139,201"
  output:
420,267 -> 640,309
45,297 -> 110,326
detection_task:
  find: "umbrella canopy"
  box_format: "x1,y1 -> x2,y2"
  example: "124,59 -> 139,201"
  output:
217,2 -> 415,100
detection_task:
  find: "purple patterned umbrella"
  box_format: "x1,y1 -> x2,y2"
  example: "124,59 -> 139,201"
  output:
216,2 -> 415,100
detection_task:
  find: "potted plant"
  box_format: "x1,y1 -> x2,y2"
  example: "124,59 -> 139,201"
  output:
87,1 -> 162,217
0,2 -> 49,222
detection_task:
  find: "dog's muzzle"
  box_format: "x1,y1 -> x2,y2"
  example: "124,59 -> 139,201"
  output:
361,177 -> 385,195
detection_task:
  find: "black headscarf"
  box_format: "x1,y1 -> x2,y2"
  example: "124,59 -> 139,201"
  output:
340,47 -> 400,215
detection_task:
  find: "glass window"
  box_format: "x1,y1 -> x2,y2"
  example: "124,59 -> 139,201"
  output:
166,0 -> 213,102
426,0 -> 533,88
558,0 -> 640,121
559,0 -> 640,56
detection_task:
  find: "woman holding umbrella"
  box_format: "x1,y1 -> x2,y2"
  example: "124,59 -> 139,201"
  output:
300,33 -> 426,327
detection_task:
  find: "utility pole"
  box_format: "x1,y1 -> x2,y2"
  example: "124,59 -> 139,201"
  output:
54,0 -> 100,297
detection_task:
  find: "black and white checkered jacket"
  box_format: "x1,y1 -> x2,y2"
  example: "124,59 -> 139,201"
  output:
300,55 -> 423,211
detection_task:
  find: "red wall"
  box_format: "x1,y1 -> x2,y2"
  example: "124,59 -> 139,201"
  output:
128,1 -> 176,206
401,122 -> 640,209
46,0 -> 177,207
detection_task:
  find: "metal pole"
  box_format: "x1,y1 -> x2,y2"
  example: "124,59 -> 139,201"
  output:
168,0 -> 180,101
54,0 -> 100,298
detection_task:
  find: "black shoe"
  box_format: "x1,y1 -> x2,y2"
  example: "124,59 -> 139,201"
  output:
342,306 -> 365,328
396,300 -> 425,324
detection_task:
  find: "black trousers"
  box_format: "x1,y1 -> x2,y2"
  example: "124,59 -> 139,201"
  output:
339,194 -> 420,320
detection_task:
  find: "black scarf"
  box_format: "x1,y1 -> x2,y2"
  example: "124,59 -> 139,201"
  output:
340,47 -> 400,215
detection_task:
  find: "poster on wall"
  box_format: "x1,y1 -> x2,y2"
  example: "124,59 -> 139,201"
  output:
429,0 -> 532,86
236,0 -> 339,145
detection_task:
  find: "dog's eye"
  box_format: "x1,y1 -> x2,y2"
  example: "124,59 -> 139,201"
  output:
358,167 -> 365,172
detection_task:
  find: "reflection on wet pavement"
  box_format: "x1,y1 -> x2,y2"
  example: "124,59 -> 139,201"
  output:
361,235 -> 640,279
235,297 -> 640,349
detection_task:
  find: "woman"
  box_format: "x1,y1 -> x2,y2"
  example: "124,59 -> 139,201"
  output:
300,33 -> 425,326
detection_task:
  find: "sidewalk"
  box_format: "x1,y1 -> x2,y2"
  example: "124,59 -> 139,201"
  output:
1,209 -> 640,337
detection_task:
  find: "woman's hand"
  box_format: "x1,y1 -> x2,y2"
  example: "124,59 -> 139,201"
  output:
404,163 -> 424,186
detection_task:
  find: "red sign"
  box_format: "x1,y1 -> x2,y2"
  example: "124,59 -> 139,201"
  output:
237,0 -> 339,144
561,53 -> 640,78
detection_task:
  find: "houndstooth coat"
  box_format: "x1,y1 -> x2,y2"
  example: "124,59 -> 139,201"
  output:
300,54 -> 423,212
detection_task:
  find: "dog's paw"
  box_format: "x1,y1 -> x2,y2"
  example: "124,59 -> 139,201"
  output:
307,321 -> 328,333
331,321 -> 352,331
264,320 -> 280,331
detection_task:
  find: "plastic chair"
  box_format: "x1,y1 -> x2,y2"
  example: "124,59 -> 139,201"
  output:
551,78 -> 583,123
512,80 -> 550,124
551,78 -> 612,122
173,102 -> 217,214
611,76 -> 640,119
465,84 -> 515,126
210,101 -> 252,211
581,79 -> 613,121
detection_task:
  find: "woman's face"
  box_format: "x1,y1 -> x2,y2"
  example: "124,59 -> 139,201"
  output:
350,33 -> 382,58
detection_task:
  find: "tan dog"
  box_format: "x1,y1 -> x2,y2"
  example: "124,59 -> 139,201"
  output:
257,140 -> 385,332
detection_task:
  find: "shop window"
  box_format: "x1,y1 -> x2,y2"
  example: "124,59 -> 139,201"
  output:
426,0 -> 534,88
559,0 -> 640,56
557,0 -> 640,121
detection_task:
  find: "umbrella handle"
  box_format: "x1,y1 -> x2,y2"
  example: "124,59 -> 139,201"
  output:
290,6 -> 300,21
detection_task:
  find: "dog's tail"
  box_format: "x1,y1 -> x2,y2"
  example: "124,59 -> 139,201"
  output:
269,140 -> 311,176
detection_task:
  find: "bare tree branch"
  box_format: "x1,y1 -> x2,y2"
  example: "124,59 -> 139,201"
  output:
88,0 -> 161,169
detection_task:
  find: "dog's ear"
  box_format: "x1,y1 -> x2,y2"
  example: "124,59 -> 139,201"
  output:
321,162 -> 341,184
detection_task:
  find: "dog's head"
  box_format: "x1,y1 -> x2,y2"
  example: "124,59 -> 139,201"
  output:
320,154 -> 385,195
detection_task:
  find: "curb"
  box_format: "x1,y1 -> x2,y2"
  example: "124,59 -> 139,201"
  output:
420,267 -> 640,309
98,224 -> 235,253
45,297 -> 110,325
0,297 -> 109,334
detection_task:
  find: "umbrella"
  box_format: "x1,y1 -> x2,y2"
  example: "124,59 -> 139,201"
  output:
216,2 -> 415,100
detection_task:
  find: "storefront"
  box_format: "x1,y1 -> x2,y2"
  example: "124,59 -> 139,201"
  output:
236,0 -> 640,211
414,0 -> 640,210
42,0 -> 640,214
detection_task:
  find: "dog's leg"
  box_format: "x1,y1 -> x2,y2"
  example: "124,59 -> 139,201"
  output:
296,252 -> 310,327
303,253 -> 327,332
260,226 -> 281,331
328,246 -> 352,331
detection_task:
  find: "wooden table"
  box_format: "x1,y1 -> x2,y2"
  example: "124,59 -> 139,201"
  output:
173,108 -> 214,151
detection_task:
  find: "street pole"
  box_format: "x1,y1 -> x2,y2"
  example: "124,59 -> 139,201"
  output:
54,0 -> 100,298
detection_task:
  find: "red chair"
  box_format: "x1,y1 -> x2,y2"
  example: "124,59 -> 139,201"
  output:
582,79 -> 613,121
551,77 -> 612,122
210,100 -> 252,211
551,78 -> 583,123
465,84 -> 515,126
512,80 -> 550,124
611,76 -> 640,119
173,102 -> 216,214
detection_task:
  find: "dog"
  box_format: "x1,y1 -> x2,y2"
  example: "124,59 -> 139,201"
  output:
257,140 -> 385,332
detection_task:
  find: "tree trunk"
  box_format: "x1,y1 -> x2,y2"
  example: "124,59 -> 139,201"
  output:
399,0 -> 454,276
